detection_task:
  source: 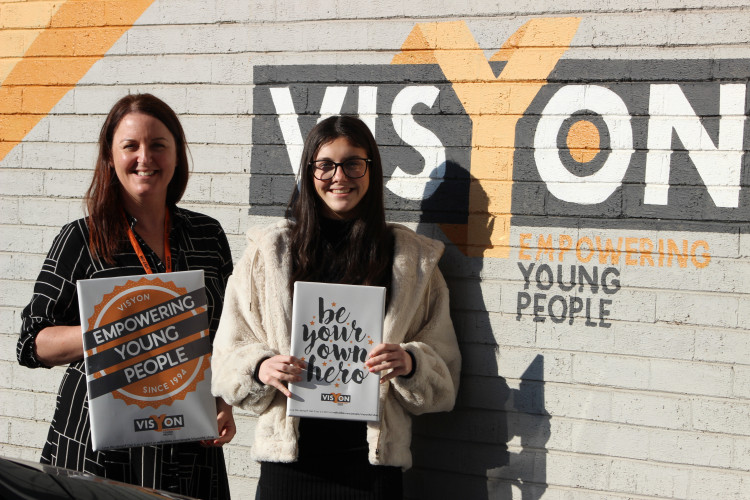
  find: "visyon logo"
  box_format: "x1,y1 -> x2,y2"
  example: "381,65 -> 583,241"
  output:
249,19 -> 750,258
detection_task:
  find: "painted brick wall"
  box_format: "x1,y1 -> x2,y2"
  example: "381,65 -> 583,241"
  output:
1,1 -> 749,499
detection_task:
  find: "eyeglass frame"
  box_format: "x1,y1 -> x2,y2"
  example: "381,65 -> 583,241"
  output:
309,157 -> 371,181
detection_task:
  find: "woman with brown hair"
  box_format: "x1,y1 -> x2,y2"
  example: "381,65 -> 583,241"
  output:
211,115 -> 461,499
18,93 -> 234,500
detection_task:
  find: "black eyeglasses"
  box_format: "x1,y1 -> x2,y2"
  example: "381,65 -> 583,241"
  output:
310,158 -> 370,180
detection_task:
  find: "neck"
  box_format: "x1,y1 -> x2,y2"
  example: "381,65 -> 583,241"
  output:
123,198 -> 167,232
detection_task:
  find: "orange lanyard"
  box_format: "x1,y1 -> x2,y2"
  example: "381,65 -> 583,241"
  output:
125,210 -> 172,274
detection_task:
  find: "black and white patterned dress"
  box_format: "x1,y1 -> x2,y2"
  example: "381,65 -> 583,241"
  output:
17,207 -> 233,500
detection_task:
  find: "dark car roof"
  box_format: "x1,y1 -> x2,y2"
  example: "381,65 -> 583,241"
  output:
0,456 -> 197,500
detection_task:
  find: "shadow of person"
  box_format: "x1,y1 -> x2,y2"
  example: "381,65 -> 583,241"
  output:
403,172 -> 550,499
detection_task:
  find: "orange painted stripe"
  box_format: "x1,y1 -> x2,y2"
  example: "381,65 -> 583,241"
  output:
0,0 -> 155,162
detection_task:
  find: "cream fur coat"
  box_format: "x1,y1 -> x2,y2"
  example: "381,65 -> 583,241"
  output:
211,220 -> 461,469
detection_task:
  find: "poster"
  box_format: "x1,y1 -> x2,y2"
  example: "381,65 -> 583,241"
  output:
77,270 -> 218,451
287,281 -> 385,421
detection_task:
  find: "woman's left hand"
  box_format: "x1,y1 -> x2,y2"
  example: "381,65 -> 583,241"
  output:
366,343 -> 413,383
201,398 -> 236,447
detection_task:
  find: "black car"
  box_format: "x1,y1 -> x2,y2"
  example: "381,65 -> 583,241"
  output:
0,456 -> 197,500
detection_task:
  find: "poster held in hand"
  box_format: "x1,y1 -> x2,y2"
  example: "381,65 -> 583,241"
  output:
287,281 -> 385,421
77,270 -> 218,451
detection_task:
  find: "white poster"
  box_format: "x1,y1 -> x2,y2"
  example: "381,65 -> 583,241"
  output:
287,282 -> 385,421
78,270 -> 218,451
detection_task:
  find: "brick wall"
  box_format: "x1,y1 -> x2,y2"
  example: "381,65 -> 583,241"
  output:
1,1 -> 749,498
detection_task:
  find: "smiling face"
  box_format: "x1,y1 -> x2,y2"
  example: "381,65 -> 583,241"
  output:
312,137 -> 370,219
111,112 -> 177,211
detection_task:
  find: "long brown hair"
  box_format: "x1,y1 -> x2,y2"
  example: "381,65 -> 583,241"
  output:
85,94 -> 189,264
288,116 -> 393,292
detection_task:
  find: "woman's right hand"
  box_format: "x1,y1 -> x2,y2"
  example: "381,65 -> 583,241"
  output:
34,325 -> 85,366
257,355 -> 307,398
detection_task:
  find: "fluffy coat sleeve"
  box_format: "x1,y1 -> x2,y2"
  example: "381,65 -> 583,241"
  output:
210,241 -> 278,415
390,267 -> 460,415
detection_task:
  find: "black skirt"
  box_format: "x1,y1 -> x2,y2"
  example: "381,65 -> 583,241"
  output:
256,418 -> 402,500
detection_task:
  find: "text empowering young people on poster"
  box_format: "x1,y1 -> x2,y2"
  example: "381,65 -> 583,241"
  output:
287,282 -> 385,421
77,270 -> 218,451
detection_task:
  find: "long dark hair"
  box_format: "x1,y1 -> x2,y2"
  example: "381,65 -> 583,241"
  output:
288,116 -> 393,292
85,93 -> 189,264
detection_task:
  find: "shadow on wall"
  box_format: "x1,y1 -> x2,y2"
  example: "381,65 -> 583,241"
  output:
405,174 -> 551,499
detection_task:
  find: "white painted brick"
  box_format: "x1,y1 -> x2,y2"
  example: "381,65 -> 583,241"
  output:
455,311 -> 535,347
213,117 -> 253,146
572,353 -> 650,390
0,389 -> 36,418
20,142 -> 75,170
694,399 -> 750,436
18,198 -> 78,227
740,229 -> 750,258
81,54 -> 214,85
612,322 -> 694,360
0,226 -> 47,254
656,291 -> 738,328
22,119 -> 49,142
698,258 -> 750,294
185,86 -> 251,115
137,0 -> 217,26
650,359 -> 733,397
0,308 -> 17,336
0,144 -> 23,169
0,197 -> 19,224
736,296 -> 750,329
11,364 -> 64,394
224,444 -> 260,477
543,451 -> 610,490
7,418 -> 49,447
734,365 -> 750,399
609,457 -> 689,497
569,420 -> 650,461
230,414 -> 257,448
216,0 -> 255,22
543,384 -> 612,422
227,476 -> 258,500
73,143 -> 98,171
34,392 -> 56,422
0,418 -> 10,443
0,253 -> 45,281
0,443 -> 42,462
610,391 -> 692,430
733,436 -> 750,471
209,54 -> 254,85
181,174 -> 213,204
0,170 -> 44,196
0,333 -> 18,363
47,115 -> 104,143
189,145 -> 247,174
127,24 -> 254,55
179,203 -> 245,236
72,86 -> 132,114
687,467 -> 747,499
535,319 -> 615,353
181,115 -> 218,143
695,328 -> 750,365
211,174 -> 251,205
649,429 -> 734,468
0,361 -> 12,389
43,170 -> 92,198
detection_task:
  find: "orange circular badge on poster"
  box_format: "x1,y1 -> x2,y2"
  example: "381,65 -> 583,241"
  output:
86,277 -> 210,409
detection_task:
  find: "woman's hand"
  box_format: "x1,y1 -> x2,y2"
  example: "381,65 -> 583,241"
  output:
201,398 -> 236,447
258,355 -> 307,398
366,343 -> 413,383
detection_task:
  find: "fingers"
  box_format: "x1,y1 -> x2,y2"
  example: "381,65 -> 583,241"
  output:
258,355 -> 307,398
365,343 -> 412,383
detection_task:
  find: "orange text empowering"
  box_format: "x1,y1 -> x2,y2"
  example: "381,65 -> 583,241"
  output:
518,233 -> 711,269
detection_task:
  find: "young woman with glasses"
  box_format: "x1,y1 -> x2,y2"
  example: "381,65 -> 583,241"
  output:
211,115 -> 461,499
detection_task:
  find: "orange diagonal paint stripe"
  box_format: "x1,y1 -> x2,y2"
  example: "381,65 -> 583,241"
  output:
393,19 -> 580,258
0,0 -> 155,162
